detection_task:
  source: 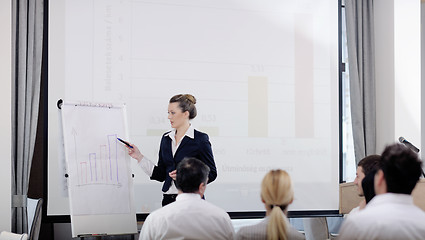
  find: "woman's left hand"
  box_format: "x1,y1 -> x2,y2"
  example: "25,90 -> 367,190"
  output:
169,170 -> 177,181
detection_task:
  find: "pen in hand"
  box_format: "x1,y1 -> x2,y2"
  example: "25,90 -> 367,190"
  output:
117,137 -> 134,148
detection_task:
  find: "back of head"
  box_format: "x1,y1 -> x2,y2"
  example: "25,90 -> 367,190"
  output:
176,157 -> 210,193
358,154 -> 382,176
380,143 -> 422,194
169,94 -> 197,119
261,170 -> 293,240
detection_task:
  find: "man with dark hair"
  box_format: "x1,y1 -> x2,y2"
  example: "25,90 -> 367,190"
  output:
349,155 -> 381,214
354,155 -> 381,197
175,156 -> 210,194
139,157 -> 235,240
339,143 -> 425,239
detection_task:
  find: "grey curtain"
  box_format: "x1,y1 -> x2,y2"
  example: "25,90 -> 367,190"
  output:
11,0 -> 44,234
345,0 -> 376,164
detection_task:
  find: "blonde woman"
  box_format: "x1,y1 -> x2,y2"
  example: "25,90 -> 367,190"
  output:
236,170 -> 305,240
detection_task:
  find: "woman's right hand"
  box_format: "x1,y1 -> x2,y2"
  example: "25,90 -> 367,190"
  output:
126,143 -> 144,163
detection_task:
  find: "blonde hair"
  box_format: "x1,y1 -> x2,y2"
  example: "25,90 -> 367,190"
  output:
169,94 -> 197,119
261,169 -> 293,240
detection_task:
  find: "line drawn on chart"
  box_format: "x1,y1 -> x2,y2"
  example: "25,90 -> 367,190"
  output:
73,133 -> 122,187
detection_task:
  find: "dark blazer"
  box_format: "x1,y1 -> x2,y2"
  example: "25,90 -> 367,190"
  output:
151,129 -> 217,192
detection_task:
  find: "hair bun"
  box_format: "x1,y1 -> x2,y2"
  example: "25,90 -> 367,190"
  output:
185,94 -> 196,104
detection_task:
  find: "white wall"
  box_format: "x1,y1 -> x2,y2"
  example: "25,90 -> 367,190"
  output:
375,0 -> 395,153
393,0 -> 421,150
375,0 -> 421,153
0,0 -> 12,232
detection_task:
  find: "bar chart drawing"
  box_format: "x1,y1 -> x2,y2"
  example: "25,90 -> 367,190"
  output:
76,134 -> 121,187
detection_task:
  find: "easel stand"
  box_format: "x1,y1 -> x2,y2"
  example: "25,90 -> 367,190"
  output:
58,100 -> 138,239
78,234 -> 136,240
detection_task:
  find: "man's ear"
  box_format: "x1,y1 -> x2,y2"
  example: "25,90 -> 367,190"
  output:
199,182 -> 206,195
376,170 -> 384,184
375,169 -> 387,194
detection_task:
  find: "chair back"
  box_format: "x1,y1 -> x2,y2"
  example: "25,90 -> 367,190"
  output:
27,198 -> 43,240
0,231 -> 28,240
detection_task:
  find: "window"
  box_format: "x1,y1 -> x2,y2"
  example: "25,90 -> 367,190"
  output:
341,4 -> 356,182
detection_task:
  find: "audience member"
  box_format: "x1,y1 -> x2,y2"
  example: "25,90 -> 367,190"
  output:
350,154 -> 381,213
338,143 -> 425,239
139,157 -> 234,240
235,169 -> 305,240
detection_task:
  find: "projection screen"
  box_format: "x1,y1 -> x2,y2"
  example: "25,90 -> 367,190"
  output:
48,0 -> 339,216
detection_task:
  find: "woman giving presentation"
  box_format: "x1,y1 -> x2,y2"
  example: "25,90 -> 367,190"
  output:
126,94 -> 217,206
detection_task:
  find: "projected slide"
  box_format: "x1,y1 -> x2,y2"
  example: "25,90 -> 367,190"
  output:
49,0 -> 339,215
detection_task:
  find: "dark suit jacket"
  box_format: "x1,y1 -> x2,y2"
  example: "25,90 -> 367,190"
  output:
151,129 -> 217,192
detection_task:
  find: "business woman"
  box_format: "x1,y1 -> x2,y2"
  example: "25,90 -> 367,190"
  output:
127,94 -> 217,206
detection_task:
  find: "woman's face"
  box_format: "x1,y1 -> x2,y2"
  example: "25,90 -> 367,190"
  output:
168,102 -> 189,129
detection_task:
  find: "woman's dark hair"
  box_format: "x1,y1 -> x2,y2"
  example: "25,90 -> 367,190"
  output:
362,169 -> 376,203
169,94 -> 197,119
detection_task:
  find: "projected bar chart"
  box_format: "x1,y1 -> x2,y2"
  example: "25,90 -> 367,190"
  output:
294,13 -> 314,138
248,76 -> 268,137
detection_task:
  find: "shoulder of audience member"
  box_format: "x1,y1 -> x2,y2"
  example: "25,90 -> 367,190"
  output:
201,200 -> 231,215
